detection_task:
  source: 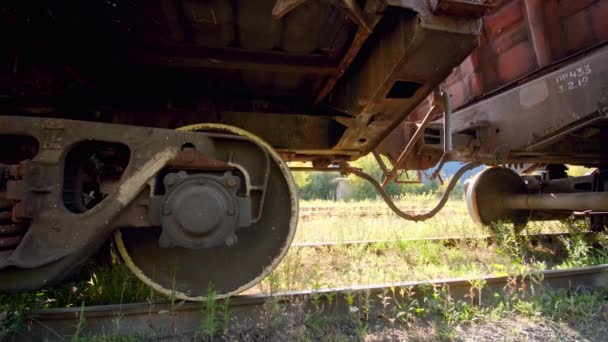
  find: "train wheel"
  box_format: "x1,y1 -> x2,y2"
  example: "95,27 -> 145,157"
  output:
465,167 -> 530,228
114,124 -> 298,300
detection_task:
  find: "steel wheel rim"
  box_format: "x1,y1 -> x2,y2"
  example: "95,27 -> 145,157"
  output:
114,123 -> 298,300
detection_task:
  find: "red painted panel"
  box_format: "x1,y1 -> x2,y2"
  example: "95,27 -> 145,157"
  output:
442,0 -> 608,111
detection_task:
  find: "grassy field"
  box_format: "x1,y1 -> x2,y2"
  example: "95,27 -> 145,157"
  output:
2,196 -> 608,340
253,199 -> 604,294
296,198 -> 562,242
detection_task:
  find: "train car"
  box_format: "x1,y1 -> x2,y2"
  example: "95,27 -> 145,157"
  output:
0,0 -> 605,300
377,0 -> 608,229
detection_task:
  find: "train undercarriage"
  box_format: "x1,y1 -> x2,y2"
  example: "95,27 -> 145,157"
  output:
1,0 -> 607,299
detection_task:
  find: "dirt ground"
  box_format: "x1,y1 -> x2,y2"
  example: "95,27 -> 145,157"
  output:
229,304 -> 608,342
364,307 -> 608,342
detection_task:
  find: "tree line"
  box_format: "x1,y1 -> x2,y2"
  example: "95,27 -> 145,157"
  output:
291,154 -> 462,201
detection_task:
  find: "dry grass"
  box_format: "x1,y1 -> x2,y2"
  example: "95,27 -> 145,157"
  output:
247,198 -> 571,295
295,199 -> 563,243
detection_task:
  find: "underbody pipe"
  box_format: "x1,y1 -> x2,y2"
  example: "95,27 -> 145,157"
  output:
442,90 -> 452,153
346,162 -> 478,221
504,192 -> 608,212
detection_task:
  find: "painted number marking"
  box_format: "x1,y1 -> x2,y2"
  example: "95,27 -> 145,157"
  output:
555,64 -> 591,94
41,128 -> 65,149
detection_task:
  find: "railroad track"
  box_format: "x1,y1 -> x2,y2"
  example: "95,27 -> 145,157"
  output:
290,232 -> 597,249
299,208 -> 468,219
18,264 -> 608,340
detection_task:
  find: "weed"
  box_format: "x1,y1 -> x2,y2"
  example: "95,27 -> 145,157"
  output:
467,278 -> 487,306
390,286 -> 424,323
72,302 -> 86,342
0,300 -> 28,340
541,287 -> 608,322
557,218 -> 592,268
199,284 -> 222,339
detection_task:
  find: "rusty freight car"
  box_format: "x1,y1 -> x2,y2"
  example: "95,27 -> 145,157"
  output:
0,0 -> 606,300
378,0 -> 608,228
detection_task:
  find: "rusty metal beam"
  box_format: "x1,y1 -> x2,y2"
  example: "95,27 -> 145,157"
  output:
274,0 -> 372,31
127,46 -> 338,75
381,102 -> 442,188
430,0 -> 495,18
272,0 -> 308,19
313,4 -> 384,105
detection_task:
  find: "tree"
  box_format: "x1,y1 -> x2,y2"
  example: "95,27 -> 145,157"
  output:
289,154 -> 448,201
567,165 -> 595,177
290,162 -> 339,200
347,154 -> 426,200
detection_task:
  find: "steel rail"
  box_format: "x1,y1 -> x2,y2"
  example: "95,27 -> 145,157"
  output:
299,209 -> 468,218
290,232 -> 597,248
19,264 -> 608,340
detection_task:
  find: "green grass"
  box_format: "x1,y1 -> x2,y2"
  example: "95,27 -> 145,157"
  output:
2,196 -> 608,340
256,282 -> 608,341
253,226 -> 577,294
296,198 -> 563,243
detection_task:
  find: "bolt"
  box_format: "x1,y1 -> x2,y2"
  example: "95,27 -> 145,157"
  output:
164,173 -> 177,187
158,234 -> 172,248
225,234 -> 237,247
225,177 -> 238,188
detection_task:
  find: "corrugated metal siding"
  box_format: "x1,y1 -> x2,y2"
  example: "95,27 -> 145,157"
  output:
443,0 -> 608,110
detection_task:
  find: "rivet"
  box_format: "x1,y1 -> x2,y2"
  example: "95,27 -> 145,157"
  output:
225,177 -> 238,188
225,234 -> 237,247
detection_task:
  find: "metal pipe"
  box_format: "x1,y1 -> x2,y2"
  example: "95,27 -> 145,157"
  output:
348,162 -> 478,221
442,91 -> 452,153
372,151 -> 390,182
289,167 -> 342,172
525,115 -> 608,151
504,192 -> 608,212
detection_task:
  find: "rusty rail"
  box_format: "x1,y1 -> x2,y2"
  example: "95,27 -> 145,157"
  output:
18,264 -> 608,340
290,232 -> 598,249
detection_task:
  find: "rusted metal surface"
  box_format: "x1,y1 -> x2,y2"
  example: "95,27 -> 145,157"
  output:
0,1 -> 481,163
272,0 -> 308,19
117,122 -> 297,300
430,0 -> 495,18
466,166 -> 608,227
450,44 -> 608,164
0,116 -> 298,301
0,223 -> 25,235
0,117 -> 233,290
379,0 -> 608,175
443,0 -> 608,111
328,2 -> 480,153
0,234 -> 22,250
380,99 -> 442,187
313,24 -> 378,105
308,0 -> 388,106
505,192 -> 608,212
166,147 -> 233,171
0,158 -> 30,250
381,41 -> 608,171
312,0 -> 386,105
127,47 -> 338,75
